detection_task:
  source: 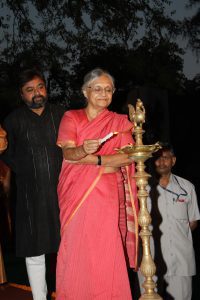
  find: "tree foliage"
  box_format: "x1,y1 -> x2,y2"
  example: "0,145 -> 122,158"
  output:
0,0 -> 186,109
181,0 -> 200,57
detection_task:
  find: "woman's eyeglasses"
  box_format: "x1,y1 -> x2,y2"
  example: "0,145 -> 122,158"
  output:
87,86 -> 115,95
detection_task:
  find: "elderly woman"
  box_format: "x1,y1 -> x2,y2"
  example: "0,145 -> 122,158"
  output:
56,68 -> 138,299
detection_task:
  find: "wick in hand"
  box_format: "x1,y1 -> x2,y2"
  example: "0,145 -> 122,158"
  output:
100,132 -> 118,144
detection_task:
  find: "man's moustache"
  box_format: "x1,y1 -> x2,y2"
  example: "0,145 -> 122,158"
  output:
32,95 -> 44,101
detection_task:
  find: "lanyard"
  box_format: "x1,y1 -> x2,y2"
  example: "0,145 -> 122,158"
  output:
160,176 -> 188,202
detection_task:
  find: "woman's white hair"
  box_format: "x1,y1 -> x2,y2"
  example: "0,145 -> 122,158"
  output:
82,68 -> 115,91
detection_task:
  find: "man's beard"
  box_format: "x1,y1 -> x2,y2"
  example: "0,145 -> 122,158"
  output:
24,95 -> 47,109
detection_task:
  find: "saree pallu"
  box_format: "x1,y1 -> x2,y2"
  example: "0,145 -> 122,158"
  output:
56,109 -> 138,299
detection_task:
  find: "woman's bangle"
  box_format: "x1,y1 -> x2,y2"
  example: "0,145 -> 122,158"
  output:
97,155 -> 102,166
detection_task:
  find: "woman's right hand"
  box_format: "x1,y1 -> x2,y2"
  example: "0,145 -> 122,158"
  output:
62,139 -> 100,161
82,139 -> 100,154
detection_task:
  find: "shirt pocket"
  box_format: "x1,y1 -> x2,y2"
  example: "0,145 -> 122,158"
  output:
172,201 -> 188,220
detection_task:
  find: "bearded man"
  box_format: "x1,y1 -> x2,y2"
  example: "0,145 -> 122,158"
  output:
1,68 -> 65,300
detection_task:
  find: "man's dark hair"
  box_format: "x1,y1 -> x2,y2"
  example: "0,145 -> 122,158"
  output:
159,142 -> 175,155
153,142 -> 175,159
18,68 -> 46,89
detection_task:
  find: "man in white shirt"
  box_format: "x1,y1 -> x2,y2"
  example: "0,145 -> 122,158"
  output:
138,143 -> 200,300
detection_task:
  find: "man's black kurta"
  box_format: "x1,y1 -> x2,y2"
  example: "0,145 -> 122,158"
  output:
2,103 -> 65,257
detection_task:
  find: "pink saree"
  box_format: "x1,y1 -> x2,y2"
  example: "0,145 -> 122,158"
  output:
56,109 -> 138,299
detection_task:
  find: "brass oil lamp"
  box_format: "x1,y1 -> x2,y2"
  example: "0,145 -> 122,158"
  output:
118,99 -> 162,299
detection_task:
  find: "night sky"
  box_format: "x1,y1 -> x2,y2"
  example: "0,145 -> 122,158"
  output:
170,0 -> 199,79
